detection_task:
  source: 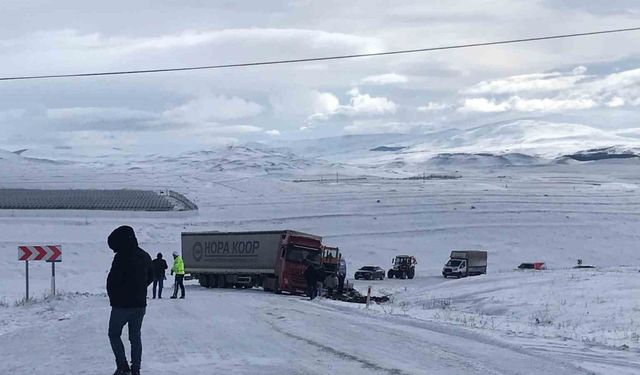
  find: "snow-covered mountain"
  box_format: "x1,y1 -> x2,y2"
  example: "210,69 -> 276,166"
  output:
266,120 -> 640,171
277,120 -> 640,161
3,120 -> 639,178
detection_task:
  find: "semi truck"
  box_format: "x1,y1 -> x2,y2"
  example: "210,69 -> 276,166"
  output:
442,250 -> 488,278
181,230 -> 324,294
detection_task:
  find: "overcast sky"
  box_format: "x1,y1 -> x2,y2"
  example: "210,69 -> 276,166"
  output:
1,0 -> 639,155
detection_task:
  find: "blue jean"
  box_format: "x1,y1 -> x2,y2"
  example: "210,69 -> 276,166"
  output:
108,307 -> 146,369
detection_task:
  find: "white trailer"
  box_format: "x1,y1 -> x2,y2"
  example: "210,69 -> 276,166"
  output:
442,250 -> 488,278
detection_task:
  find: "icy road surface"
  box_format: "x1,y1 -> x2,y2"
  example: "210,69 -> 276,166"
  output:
0,287 -> 601,375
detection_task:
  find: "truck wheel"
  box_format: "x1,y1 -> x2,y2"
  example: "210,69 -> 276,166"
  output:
387,270 -> 394,279
218,275 -> 228,288
198,275 -> 208,288
408,268 -> 415,279
204,275 -> 213,288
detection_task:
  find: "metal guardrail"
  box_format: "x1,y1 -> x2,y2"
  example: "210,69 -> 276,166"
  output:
0,188 -> 195,211
167,190 -> 198,211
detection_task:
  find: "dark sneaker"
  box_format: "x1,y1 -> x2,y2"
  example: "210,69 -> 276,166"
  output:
179,296 -> 185,299
170,296 -> 177,299
113,364 -> 131,375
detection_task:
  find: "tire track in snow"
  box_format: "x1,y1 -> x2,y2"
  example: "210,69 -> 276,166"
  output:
266,316 -> 409,375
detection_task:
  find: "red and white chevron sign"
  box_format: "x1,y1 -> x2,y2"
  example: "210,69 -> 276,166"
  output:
18,245 -> 62,261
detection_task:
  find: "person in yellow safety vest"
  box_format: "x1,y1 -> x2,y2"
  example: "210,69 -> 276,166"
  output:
170,251 -> 185,299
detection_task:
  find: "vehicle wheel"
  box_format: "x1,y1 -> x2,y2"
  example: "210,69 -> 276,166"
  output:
218,275 -> 228,288
387,270 -> 394,279
380,274 -> 384,280
198,275 -> 207,288
407,268 -> 415,279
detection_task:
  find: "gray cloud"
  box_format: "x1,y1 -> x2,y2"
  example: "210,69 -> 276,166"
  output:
1,1 -> 640,154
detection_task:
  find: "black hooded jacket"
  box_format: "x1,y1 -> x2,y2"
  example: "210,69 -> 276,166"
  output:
106,226 -> 153,308
152,255 -> 168,279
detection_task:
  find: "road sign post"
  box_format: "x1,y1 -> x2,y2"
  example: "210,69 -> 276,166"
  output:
48,260 -> 61,296
25,261 -> 29,301
18,245 -> 62,300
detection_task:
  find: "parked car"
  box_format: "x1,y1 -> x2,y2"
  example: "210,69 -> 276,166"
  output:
354,266 -> 385,280
517,262 -> 546,270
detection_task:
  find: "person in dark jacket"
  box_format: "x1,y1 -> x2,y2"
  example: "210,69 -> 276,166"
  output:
151,253 -> 168,299
107,226 -> 153,375
303,260 -> 319,300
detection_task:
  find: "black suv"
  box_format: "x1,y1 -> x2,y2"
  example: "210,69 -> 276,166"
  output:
354,266 -> 385,280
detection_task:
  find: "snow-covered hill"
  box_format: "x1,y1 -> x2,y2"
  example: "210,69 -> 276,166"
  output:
263,120 -> 638,173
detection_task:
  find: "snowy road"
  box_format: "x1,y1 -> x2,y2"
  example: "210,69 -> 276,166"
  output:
0,286 -> 612,375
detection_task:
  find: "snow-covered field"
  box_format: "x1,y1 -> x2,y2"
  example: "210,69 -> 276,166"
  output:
1,132 -> 639,374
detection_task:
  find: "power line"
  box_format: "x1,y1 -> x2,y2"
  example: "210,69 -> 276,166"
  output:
1,26 -> 639,82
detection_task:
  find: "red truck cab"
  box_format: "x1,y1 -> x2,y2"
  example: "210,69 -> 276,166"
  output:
274,231 -> 323,294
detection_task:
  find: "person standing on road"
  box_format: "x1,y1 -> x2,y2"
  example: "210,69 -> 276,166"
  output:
324,273 -> 338,298
316,263 -> 326,298
303,260 -> 319,300
107,225 -> 154,375
170,251 -> 185,299
151,253 -> 168,299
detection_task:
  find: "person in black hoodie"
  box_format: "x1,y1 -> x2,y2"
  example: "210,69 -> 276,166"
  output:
107,226 -> 153,375
151,253 -> 168,299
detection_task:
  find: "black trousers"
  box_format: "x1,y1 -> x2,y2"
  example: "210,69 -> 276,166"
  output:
306,282 -> 317,300
173,274 -> 185,297
108,307 -> 146,370
152,277 -> 164,298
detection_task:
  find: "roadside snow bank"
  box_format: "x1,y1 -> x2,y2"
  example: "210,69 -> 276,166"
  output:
376,268 -> 640,350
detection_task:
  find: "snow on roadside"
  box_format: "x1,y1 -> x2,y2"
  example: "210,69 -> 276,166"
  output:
359,268 -> 640,351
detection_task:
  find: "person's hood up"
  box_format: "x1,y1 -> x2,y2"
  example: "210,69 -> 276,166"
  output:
108,225 -> 139,253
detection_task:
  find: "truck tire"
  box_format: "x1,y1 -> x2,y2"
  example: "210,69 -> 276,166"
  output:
198,274 -> 209,288
379,273 -> 384,280
387,270 -> 394,279
205,275 -> 213,288
407,268 -> 415,279
218,275 -> 228,288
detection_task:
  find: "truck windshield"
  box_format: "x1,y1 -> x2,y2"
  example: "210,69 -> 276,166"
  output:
285,245 -> 320,264
446,259 -> 462,267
